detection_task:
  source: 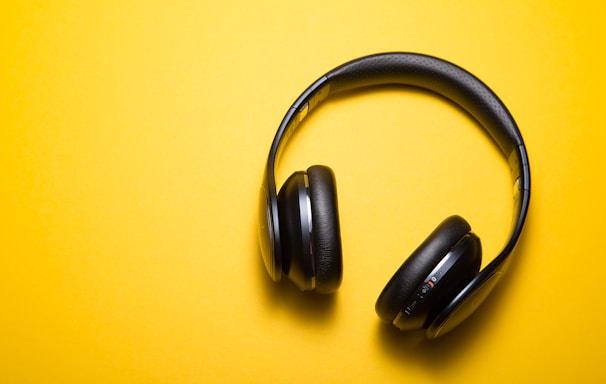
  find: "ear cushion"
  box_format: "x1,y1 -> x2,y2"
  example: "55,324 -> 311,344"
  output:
375,215 -> 471,323
307,165 -> 343,294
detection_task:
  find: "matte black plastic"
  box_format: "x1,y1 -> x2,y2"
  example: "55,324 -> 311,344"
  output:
426,270 -> 502,339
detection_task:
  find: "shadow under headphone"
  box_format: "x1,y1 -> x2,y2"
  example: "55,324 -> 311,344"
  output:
258,52 -> 530,339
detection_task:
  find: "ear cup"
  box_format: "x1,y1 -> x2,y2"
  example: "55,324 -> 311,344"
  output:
375,216 -> 482,330
307,165 -> 343,294
277,166 -> 343,293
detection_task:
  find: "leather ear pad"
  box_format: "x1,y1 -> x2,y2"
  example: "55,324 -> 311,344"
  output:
375,215 -> 472,323
307,165 -> 343,294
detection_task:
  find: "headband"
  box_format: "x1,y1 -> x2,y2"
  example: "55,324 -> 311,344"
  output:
259,52 -> 530,336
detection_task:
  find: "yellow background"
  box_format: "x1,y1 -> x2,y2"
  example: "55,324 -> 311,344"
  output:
2,1 -> 604,382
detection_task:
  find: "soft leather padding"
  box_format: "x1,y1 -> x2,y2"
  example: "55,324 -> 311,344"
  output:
307,165 -> 343,294
375,215 -> 471,323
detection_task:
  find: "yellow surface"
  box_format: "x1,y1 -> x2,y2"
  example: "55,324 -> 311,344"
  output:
1,1 -> 605,382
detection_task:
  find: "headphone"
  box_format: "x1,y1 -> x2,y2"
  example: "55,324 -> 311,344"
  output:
258,52 -> 530,339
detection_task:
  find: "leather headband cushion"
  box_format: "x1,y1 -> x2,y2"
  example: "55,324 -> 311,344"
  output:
325,53 -> 521,155
307,165 -> 343,294
375,215 -> 471,323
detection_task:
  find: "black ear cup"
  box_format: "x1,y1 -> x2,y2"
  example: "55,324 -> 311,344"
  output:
307,165 -> 343,293
277,165 -> 342,293
375,216 -> 482,330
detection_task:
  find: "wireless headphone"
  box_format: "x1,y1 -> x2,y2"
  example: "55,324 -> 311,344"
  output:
258,52 -> 530,339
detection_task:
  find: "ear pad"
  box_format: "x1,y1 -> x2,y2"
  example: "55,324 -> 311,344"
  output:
375,216 -> 482,330
307,165 -> 343,294
277,165 -> 342,293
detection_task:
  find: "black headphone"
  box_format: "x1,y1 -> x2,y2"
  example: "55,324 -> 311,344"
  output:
258,52 -> 530,339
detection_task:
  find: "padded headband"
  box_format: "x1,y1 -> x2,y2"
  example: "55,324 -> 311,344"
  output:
260,54 -> 530,330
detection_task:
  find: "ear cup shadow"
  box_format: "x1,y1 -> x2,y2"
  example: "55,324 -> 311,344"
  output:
307,165 -> 343,294
375,216 -> 481,329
